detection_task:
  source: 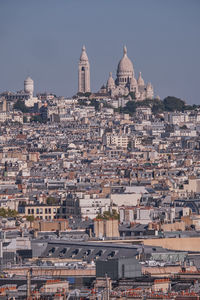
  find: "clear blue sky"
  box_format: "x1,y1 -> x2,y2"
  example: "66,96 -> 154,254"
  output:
0,0 -> 200,104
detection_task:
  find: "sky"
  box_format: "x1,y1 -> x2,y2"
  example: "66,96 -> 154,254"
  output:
0,0 -> 200,104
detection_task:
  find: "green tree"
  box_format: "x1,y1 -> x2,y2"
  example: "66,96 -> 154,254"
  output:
84,92 -> 92,98
30,115 -> 43,123
96,209 -> 119,220
0,208 -> 7,217
163,96 -> 185,112
46,196 -> 59,205
152,100 -> 165,114
23,116 -> 28,123
14,99 -> 29,113
89,99 -> 100,111
0,208 -> 18,218
129,92 -> 136,100
26,215 -> 35,222
124,101 -> 137,115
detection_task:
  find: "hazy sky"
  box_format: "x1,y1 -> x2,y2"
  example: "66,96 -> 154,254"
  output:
0,0 -> 200,104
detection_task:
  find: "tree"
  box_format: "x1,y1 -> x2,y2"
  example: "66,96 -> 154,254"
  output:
0,208 -> 18,218
23,116 -> 28,123
30,115 -> 43,123
89,99 -> 100,111
14,99 -> 29,113
129,92 -> 136,100
96,209 -> 119,220
46,196 -> 59,205
163,96 -> 185,112
152,100 -> 165,114
124,101 -> 137,115
84,92 -> 92,98
26,215 -> 35,222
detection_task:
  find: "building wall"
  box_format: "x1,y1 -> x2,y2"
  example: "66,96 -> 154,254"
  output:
94,219 -> 119,238
184,178 -> 200,193
32,220 -> 68,231
96,257 -> 141,280
111,193 -> 140,207
161,221 -> 185,232
143,237 -> 200,252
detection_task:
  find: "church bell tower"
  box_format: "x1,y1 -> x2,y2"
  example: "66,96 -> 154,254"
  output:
78,45 -> 90,93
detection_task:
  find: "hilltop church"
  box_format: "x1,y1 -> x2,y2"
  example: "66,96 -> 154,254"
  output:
78,45 -> 154,101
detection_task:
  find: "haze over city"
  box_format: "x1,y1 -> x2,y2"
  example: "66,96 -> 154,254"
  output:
0,0 -> 200,104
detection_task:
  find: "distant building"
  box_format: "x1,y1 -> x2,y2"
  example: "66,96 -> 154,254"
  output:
78,46 -> 90,93
77,45 -> 154,100
24,76 -> 34,98
106,46 -> 154,100
96,257 -> 141,280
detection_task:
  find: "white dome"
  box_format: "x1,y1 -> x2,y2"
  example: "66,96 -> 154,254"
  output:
117,46 -> 134,76
80,45 -> 88,61
24,76 -> 33,83
130,76 -> 137,86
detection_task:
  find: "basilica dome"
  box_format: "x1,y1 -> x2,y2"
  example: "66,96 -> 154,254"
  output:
117,46 -> 134,77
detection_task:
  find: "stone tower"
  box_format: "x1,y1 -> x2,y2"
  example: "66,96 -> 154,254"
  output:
78,45 -> 90,93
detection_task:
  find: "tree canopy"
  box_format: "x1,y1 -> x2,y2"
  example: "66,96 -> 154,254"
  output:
163,96 -> 185,112
13,99 -> 29,113
96,209 -> 119,220
0,208 -> 18,218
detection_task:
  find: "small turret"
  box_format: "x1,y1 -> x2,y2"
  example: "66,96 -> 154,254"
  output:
137,71 -> 145,86
106,72 -> 115,92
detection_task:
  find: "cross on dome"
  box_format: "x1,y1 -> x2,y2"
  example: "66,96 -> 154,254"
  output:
123,45 -> 127,55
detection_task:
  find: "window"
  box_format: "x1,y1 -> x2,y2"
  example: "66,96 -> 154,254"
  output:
36,209 -> 39,214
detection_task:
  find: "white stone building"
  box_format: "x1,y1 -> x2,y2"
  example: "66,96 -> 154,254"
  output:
106,46 -> 154,100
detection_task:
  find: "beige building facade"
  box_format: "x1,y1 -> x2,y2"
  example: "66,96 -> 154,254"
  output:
24,204 -> 60,220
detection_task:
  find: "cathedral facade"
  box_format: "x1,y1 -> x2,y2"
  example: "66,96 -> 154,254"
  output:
78,45 -> 154,100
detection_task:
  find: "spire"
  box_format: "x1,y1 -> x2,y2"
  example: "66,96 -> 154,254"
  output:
80,45 -> 88,61
138,71 -> 145,86
106,71 -> 115,91
123,45 -> 127,56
